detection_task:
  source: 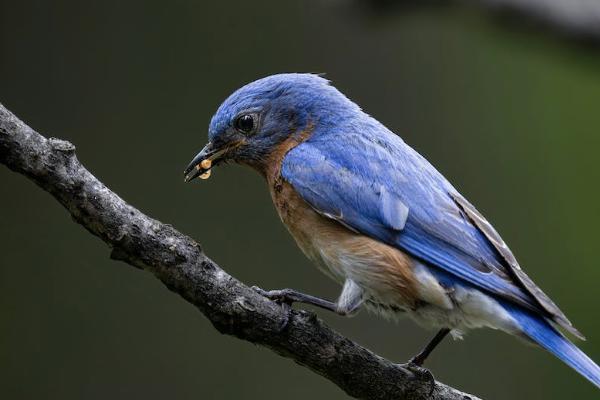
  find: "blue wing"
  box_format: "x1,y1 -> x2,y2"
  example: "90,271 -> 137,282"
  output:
282,123 -> 579,336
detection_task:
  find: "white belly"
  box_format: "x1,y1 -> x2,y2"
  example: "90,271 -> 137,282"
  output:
310,239 -> 520,336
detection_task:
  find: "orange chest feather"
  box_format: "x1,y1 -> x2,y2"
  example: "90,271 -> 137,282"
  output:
263,140 -> 419,306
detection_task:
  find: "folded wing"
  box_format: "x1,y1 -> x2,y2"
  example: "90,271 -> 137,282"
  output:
281,129 -> 581,338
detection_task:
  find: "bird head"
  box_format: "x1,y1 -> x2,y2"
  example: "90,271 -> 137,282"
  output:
183,73 -> 358,181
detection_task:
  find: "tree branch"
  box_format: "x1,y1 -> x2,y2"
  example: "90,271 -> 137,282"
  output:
0,102 -> 481,400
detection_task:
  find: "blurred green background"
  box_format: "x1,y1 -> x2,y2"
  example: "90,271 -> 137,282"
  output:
1,1 -> 599,399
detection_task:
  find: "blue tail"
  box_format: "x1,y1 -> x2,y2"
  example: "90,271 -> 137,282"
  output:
503,302 -> 600,388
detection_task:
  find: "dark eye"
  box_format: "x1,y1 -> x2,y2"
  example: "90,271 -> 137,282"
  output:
234,114 -> 256,134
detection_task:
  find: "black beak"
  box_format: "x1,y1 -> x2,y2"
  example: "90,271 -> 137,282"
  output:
183,142 -> 226,182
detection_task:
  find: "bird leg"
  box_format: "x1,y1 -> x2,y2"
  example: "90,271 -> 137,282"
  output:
409,328 -> 451,366
394,328 -> 450,397
253,287 -> 338,311
253,279 -> 364,317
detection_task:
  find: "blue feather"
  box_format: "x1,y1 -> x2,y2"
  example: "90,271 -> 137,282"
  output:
282,125 -> 541,312
430,267 -> 600,387
501,302 -> 600,388
203,73 -> 597,388
202,73 -> 597,388
281,105 -> 600,388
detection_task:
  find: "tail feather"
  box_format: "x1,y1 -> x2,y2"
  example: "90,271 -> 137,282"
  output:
502,302 -> 600,389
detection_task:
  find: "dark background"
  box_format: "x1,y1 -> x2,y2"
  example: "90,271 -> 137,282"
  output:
1,1 -> 599,399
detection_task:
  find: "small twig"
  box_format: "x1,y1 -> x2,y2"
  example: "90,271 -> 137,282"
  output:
0,103 -> 481,400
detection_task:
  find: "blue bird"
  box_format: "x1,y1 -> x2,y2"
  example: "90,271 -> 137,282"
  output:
184,73 -> 600,388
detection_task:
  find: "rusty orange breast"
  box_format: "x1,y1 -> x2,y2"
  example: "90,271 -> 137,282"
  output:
261,132 -> 419,308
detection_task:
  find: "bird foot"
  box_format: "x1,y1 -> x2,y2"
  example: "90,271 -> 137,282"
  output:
408,354 -> 426,367
252,286 -> 292,331
399,361 -> 436,396
252,286 -> 296,305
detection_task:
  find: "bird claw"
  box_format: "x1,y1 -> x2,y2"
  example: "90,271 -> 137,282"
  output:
252,286 -> 292,332
251,286 -> 294,305
400,361 -> 436,396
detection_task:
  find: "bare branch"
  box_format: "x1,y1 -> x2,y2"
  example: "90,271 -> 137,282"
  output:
0,103 -> 481,400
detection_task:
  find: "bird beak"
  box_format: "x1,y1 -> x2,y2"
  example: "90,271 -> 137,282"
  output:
183,142 -> 228,182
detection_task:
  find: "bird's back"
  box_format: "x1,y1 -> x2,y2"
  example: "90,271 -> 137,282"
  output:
281,111 -> 581,336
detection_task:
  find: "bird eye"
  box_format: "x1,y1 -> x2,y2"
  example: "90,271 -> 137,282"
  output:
234,114 -> 256,134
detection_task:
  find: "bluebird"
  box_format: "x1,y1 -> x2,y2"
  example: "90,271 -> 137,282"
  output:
184,73 -> 600,388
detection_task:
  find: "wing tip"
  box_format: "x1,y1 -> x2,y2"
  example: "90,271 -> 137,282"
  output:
554,315 -> 586,341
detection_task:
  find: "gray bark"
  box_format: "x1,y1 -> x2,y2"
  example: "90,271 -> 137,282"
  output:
0,102 -> 481,400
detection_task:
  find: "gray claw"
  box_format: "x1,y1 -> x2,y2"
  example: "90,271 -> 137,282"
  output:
252,286 -> 292,332
251,285 -> 268,297
252,287 -> 292,304
401,362 -> 436,396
